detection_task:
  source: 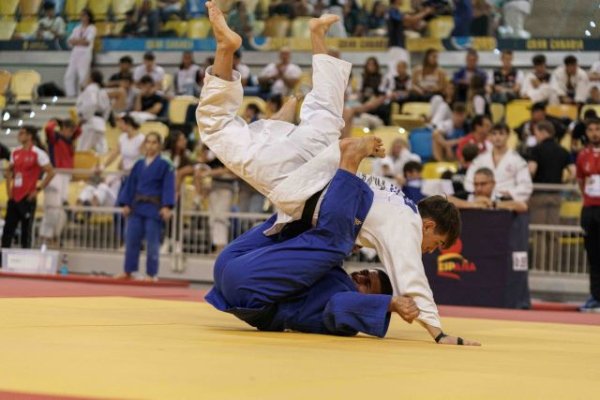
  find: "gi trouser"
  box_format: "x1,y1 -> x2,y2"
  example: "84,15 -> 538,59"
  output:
582,206 -> 600,300
207,170 -> 373,324
2,198 -> 36,249
124,213 -> 162,277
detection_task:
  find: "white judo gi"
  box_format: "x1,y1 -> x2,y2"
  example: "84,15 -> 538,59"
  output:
196,54 -> 442,329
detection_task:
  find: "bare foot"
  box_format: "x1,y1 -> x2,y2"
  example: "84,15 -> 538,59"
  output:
339,136 -> 385,171
114,273 -> 132,280
309,14 -> 340,36
206,1 -> 242,50
270,96 -> 298,123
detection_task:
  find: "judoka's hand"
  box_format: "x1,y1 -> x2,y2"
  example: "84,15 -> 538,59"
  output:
390,295 -> 419,324
437,334 -> 481,347
160,207 -> 173,221
122,206 -> 131,218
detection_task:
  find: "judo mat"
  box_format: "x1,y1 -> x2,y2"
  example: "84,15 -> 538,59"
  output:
1,278 -> 599,400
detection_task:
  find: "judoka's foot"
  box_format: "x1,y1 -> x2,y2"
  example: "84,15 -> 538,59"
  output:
309,14 -> 340,37
339,136 -> 385,173
270,95 -> 299,123
207,1 -> 241,51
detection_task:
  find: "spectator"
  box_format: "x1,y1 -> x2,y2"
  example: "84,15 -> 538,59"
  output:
470,0 -> 492,36
133,75 -> 166,121
243,103 -> 261,123
528,120 -> 575,225
451,0 -> 473,37
99,115 -> 145,174
491,50 -> 523,104
464,122 -> 532,202
456,114 -> 492,163
515,102 -> 567,157
451,167 -> 528,212
571,109 -> 598,154
588,57 -> 600,101
233,50 -> 252,88
520,54 -> 557,104
2,126 -> 55,249
410,48 -> 448,101
269,0 -> 295,17
175,51 -> 204,96
372,137 -> 421,185
120,9 -> 140,37
117,132 -> 175,281
258,47 -> 302,97
380,60 -> 411,105
387,0 -> 433,48
76,70 -> 111,154
64,9 -> 96,97
107,56 -> 134,88
452,48 -> 487,103
551,55 -> 590,105
166,131 -> 196,194
293,0 -> 313,17
108,73 -> 137,113
576,118 -> 600,312
498,0 -> 532,39
157,0 -> 183,22
467,73 -> 490,117
402,161 -> 426,204
135,0 -> 161,37
361,56 -> 384,100
133,52 -> 166,91
432,102 -> 468,161
450,143 -> 480,196
343,0 -> 368,36
228,1 -> 255,49
368,1 -> 387,33
40,119 -> 81,245
33,1 -> 66,40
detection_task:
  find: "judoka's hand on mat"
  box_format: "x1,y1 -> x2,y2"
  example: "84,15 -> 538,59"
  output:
436,334 -> 481,347
390,295 -> 420,324
160,207 -> 173,221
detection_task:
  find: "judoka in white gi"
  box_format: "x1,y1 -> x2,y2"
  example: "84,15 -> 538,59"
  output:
197,2 -> 480,346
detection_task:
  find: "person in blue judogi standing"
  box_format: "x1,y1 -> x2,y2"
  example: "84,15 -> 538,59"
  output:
206,137 -> 422,337
117,132 -> 175,281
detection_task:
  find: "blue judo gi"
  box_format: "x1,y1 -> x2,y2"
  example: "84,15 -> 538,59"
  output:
206,170 -> 393,337
118,156 -> 176,277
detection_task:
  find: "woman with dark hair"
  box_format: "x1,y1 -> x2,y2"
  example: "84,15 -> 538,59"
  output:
411,48 -> 448,100
64,8 -> 96,97
174,51 -> 204,96
166,131 -> 196,193
361,56 -> 383,101
367,1 -> 387,32
467,74 -> 491,117
76,69 -> 111,153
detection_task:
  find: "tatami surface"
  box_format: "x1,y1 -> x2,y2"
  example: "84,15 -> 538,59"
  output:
0,286 -> 599,399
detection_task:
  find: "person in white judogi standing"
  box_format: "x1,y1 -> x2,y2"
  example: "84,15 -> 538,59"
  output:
64,9 -> 96,97
196,2 -> 479,346
464,122 -> 533,203
76,70 -> 111,154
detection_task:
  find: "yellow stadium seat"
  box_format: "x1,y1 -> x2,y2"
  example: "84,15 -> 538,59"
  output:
73,151 -> 99,181
239,96 -> 267,116
402,102 -> 431,117
491,102 -> 505,124
112,0 -> 136,19
0,70 -> 11,109
10,69 -> 41,102
169,95 -> 198,124
65,0 -> 88,20
67,181 -> 86,205
422,162 -> 458,180
291,17 -> 311,39
140,121 -> 169,139
560,201 -> 582,219
358,157 -> 373,175
581,104 -> 600,119
163,20 -> 188,37
252,20 -> 264,37
391,114 -> 427,130
15,19 -> 39,36
263,15 -> 290,37
372,126 -> 409,152
0,20 -> 17,40
187,17 -> 211,38
560,132 -> 572,152
0,0 -> 19,16
546,104 -> 578,121
507,131 -> 519,150
162,73 -> 174,92
87,0 -> 110,20
427,16 -> 454,38
104,126 -> 120,153
95,21 -> 113,37
19,0 -> 42,16
505,99 -> 532,130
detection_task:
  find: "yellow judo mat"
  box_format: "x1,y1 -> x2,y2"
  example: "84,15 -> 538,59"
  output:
1,296 -> 599,399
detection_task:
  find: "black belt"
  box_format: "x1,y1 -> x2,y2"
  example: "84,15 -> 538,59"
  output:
134,194 -> 161,205
280,186 -> 326,238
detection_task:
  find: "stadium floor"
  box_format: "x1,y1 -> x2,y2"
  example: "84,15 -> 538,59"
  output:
1,277 -> 599,400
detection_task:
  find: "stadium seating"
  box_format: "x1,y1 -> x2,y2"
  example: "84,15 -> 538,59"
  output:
95,21 -> 114,37
140,121 -> 169,138
73,151 -> 99,180
491,102 -> 505,124
291,17 -> 311,39
187,17 -> 211,38
112,0 -> 136,20
162,73 -> 174,93
239,96 -> 267,116
0,70 -> 10,109
64,0 -> 88,21
0,20 -> 17,40
580,104 -> 600,119
0,0 -> 19,17
402,102 -> 431,117
10,70 -> 41,103
505,99 -> 532,129
559,200 -> 583,219
263,15 -> 290,37
163,20 -> 188,37
427,16 -> 454,39
19,0 -> 42,16
422,162 -> 458,179
546,104 -> 578,121
408,127 -> 433,162
372,126 -> 409,151
15,18 -> 39,37
169,95 -> 198,125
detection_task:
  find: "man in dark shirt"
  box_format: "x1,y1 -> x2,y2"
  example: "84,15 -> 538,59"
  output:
528,120 -> 574,225
452,48 -> 488,103
134,75 -> 165,117
491,50 -> 522,103
387,0 -> 433,48
107,56 -> 134,88
516,102 -> 567,158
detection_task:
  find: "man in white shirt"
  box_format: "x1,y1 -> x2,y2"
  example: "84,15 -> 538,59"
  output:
258,47 -> 302,96
520,54 -> 558,104
197,2 -> 479,346
371,137 -> 420,185
35,2 -> 66,40
133,51 -> 166,91
464,122 -> 533,202
551,55 -> 590,105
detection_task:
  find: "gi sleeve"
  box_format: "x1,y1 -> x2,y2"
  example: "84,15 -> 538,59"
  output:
323,293 -> 392,338
508,153 -> 533,202
161,162 -> 176,208
118,161 -> 139,206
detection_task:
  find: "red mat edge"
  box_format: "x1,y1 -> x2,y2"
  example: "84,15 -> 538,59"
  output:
0,271 -> 189,288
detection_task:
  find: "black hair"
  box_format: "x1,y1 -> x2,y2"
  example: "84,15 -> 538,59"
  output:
531,102 -> 547,112
452,102 -> 466,113
246,103 -> 260,114
586,117 -> 600,128
583,109 -> 598,120
90,69 -> 104,86
120,114 -> 140,129
564,55 -> 578,66
462,143 -> 479,163
474,167 -> 494,180
139,75 -> 154,85
492,122 -> 509,133
403,160 -> 423,175
377,270 -> 393,295
466,48 -> 478,58
143,51 -> 156,61
58,118 -> 76,130
267,94 -> 283,111
471,114 -> 490,129
81,8 -> 95,24
120,72 -> 134,82
43,1 -> 55,11
536,120 -> 556,137
417,196 -> 461,249
145,131 -> 163,146
22,125 -> 44,149
120,55 -> 133,64
532,54 -> 546,66
501,49 -> 513,56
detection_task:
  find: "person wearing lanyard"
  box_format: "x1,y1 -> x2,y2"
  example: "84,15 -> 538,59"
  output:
64,9 -> 96,97
576,118 -> 600,312
117,133 -> 175,281
2,126 -> 55,249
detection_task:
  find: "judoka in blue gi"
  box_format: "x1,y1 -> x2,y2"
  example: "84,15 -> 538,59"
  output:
117,132 -> 175,280
206,137 -> 422,337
